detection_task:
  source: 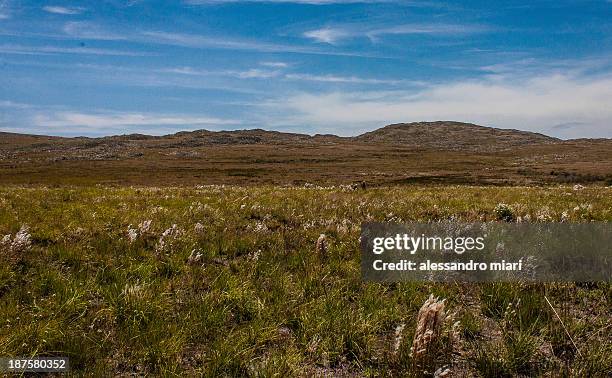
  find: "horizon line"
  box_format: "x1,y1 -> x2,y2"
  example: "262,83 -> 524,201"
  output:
1,120 -> 610,141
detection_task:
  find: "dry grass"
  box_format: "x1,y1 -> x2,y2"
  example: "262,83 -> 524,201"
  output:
1,129 -> 612,187
0,185 -> 610,376
410,295 -> 446,368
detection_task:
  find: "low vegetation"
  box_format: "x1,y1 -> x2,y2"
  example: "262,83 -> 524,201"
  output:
0,185 -> 610,376
2,122 -> 612,187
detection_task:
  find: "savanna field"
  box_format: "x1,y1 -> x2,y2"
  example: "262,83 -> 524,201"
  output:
0,185 -> 611,376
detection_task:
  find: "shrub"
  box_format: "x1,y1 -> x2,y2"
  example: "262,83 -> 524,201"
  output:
494,203 -> 515,222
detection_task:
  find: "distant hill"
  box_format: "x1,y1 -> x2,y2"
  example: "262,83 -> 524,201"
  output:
353,121 -> 558,150
1,121 -> 561,150
156,129 -> 342,147
1,122 -> 610,186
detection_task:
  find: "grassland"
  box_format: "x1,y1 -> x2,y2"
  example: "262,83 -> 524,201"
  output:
0,185 -> 611,376
2,122 -> 612,187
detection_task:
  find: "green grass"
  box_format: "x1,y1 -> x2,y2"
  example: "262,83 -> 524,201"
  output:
0,185 -> 611,376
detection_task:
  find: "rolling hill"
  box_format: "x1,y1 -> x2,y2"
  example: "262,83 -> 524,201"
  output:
353,122 -> 558,150
0,122 -> 611,186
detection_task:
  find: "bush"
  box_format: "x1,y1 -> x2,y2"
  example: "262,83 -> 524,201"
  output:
494,203 -> 515,222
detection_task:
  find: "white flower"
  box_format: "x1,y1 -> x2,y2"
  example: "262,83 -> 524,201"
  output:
155,238 -> 166,252
156,224 -> 180,253
573,184 -> 585,191
249,249 -> 261,262
253,222 -> 268,233
194,222 -> 204,233
162,224 -> 178,238
434,367 -> 451,377
11,225 -> 32,252
336,219 -> 350,234
127,225 -> 138,243
392,323 -> 405,355
138,220 -> 152,234
316,234 -> 328,254
536,207 -> 553,222
561,211 -> 569,222
187,249 -> 203,265
151,206 -> 165,214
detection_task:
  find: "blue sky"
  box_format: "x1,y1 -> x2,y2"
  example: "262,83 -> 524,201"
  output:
1,0 -> 611,138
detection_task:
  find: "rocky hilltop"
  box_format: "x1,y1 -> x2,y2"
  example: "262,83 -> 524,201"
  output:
354,121 -> 558,150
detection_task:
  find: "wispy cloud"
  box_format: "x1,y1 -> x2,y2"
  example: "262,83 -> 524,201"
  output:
260,61 -> 289,68
43,6 -> 84,15
0,100 -> 32,109
185,0 -> 391,4
367,23 -> 490,40
143,30 -> 286,51
0,43 -> 152,56
303,28 -> 350,44
63,21 -> 126,40
54,21 -> 320,55
478,55 -> 612,78
141,30 -> 383,57
159,65 -> 282,79
0,0 -> 11,19
158,66 -> 212,75
236,68 -> 281,78
0,62 -> 268,94
24,19 -> 385,58
262,73 -> 612,138
32,111 -> 240,135
285,73 -> 402,84
304,23 -> 490,43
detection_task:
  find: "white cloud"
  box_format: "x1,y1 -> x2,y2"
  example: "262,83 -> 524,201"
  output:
304,23 -> 489,44
367,23 -> 489,41
63,21 -> 125,40
186,0 -> 390,4
0,0 -> 10,19
141,30 -> 376,57
43,6 -> 83,15
0,100 -> 31,109
6,22 -> 380,58
303,27 -> 350,44
0,43 -> 152,56
159,66 -> 211,75
260,61 -> 289,68
159,66 -> 281,79
285,73 -> 402,84
236,68 -> 280,78
262,73 -> 612,138
33,111 -> 240,135
142,30 -> 287,52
